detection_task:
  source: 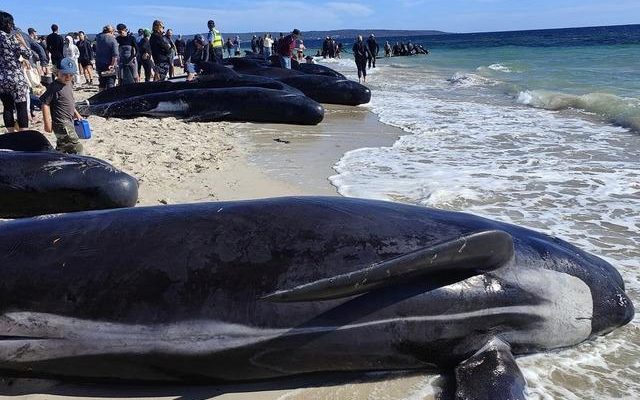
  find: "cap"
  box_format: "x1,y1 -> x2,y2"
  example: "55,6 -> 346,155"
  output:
292,29 -> 301,35
27,27 -> 36,35
59,57 -> 78,75
208,20 -> 215,26
116,23 -> 127,31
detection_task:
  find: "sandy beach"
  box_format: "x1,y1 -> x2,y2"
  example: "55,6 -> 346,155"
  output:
32,85 -> 403,206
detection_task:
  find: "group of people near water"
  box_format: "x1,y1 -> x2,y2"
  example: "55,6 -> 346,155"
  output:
383,40 -> 428,57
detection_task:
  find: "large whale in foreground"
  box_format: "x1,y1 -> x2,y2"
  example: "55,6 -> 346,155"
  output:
0,197 -> 633,399
0,131 -> 138,218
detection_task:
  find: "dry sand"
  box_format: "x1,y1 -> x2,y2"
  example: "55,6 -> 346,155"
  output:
1,84 -> 435,400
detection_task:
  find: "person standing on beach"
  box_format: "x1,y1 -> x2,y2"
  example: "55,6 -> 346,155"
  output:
165,28 -> 176,78
262,33 -> 273,60
137,29 -> 154,82
46,24 -> 64,73
225,37 -> 233,58
277,29 -> 299,69
23,27 -> 49,76
40,57 -> 83,154
366,34 -> 379,68
175,34 -> 186,67
0,10 -> 31,132
232,35 -> 241,56
116,23 -> 138,85
150,20 -> 173,80
95,25 -> 118,91
76,32 -> 94,84
207,20 -> 224,63
352,35 -> 371,83
62,35 -> 81,84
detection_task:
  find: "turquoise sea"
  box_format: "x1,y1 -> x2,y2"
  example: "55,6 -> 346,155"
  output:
307,24 -> 639,399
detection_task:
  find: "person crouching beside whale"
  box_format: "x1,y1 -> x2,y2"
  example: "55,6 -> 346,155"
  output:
184,34 -> 209,81
39,57 -> 83,154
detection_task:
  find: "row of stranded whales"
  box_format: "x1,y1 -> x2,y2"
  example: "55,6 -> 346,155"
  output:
0,131 -> 138,218
77,64 -> 324,125
225,57 -> 371,106
0,196 -> 632,399
78,60 -> 367,124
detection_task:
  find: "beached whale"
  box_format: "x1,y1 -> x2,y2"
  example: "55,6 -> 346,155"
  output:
0,197 -> 632,399
78,87 -> 324,125
0,132 -> 138,218
226,58 -> 371,106
0,130 -> 54,152
85,67 -> 304,105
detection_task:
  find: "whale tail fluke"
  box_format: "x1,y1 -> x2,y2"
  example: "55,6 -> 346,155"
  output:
262,230 -> 514,302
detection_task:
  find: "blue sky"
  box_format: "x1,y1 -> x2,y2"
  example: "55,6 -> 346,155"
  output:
4,0 -> 639,35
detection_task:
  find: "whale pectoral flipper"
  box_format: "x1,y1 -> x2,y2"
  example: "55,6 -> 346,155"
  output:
263,230 -> 514,302
454,337 -> 526,400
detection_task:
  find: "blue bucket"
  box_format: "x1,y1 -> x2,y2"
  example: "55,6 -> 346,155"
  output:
74,119 -> 92,139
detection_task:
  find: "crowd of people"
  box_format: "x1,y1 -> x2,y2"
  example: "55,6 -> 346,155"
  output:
0,9 -> 306,142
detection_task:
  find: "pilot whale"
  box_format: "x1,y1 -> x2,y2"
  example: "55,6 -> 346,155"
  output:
0,131 -> 138,218
78,87 -> 324,125
0,197 -> 632,399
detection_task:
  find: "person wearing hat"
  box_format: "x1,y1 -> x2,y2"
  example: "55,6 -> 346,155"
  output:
277,28 -> 300,69
184,34 -> 209,81
207,20 -> 224,63
366,33 -> 379,68
39,57 -> 84,154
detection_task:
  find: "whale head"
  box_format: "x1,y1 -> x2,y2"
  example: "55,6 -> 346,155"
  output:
527,235 -> 634,338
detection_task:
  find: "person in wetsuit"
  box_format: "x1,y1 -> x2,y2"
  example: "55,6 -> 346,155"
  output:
366,34 -> 378,68
352,35 -> 371,83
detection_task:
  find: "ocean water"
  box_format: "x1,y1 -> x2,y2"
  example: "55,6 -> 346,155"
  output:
316,25 -> 639,399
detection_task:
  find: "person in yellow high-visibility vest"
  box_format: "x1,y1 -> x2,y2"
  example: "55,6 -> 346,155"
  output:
207,20 -> 224,63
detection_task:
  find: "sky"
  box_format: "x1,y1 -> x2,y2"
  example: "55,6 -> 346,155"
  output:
4,0 -> 639,36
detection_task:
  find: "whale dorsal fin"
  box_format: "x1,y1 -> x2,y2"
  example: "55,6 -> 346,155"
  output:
263,230 -> 513,302
455,337 -> 526,400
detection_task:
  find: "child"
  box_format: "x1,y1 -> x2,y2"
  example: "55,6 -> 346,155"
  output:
39,57 -> 83,154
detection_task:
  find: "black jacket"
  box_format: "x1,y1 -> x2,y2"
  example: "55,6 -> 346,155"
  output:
46,32 -> 64,65
352,41 -> 371,62
150,32 -> 172,63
